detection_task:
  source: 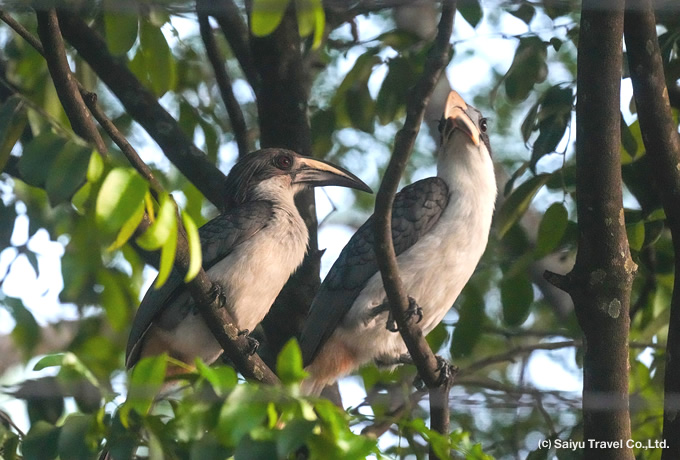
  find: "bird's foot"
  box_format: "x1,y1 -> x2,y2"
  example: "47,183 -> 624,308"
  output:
208,283 -> 228,308
385,297 -> 423,332
412,356 -> 457,390
238,329 -> 259,355
434,355 -> 457,387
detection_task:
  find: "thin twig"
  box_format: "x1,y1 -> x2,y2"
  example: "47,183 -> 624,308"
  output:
210,0 -> 261,96
56,10 -> 231,211
197,0 -> 249,158
35,9 -> 108,156
371,0 -> 456,455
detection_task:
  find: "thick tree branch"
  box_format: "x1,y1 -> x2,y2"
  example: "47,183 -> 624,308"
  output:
249,5 -> 321,367
4,10 -> 278,385
624,2 -> 680,457
54,11 -> 231,211
371,0 -> 455,454
197,1 -> 250,158
34,9 -> 107,156
209,0 -> 261,96
554,1 -> 635,458
0,10 -> 164,196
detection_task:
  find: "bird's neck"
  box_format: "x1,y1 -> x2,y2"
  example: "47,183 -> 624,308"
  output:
436,139 -> 496,201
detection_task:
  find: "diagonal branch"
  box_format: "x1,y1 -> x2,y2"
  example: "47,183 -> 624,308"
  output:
54,10 -> 231,211
209,0 -> 261,96
35,9 -> 107,156
371,0 -> 455,454
624,2 -> 680,457
197,0 -> 250,158
5,10 -> 278,385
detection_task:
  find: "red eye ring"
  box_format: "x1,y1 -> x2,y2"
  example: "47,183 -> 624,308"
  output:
275,154 -> 293,170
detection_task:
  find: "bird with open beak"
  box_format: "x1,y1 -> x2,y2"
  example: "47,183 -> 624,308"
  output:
299,91 -> 497,395
125,148 -> 372,374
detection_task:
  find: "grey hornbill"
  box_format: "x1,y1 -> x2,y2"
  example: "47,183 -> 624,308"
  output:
125,148 -> 372,373
299,91 -> 496,395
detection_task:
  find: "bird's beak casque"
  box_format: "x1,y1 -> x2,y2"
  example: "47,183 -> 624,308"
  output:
292,157 -> 373,193
444,91 -> 481,146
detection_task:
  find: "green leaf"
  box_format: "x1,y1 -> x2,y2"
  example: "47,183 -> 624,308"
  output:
535,202 -> 568,258
276,419 -> 315,458
182,211 -> 202,282
138,20 -> 176,96
627,220 -> 645,251
426,322 -> 449,352
451,286 -> 484,358
123,355 -> 168,421
217,386 -> 269,446
104,11 -> 138,55
136,193 -> 177,251
3,296 -> 40,357
276,338 -> 308,384
22,421 -> 60,460
458,0 -> 483,28
98,270 -> 130,331
251,0 -> 292,37
503,36 -> 548,103
509,4 -> 536,24
620,112 -> 638,157
0,95 -> 27,170
501,272 -> 534,327
295,0 -> 325,49
107,196 -> 145,251
0,201 -> 17,246
195,360 -> 238,397
376,57 -> 416,125
57,414 -> 96,460
17,131 -> 67,187
96,168 -> 149,237
496,173 -> 551,238
155,220 -> 177,288
86,150 -> 105,182
45,143 -> 92,206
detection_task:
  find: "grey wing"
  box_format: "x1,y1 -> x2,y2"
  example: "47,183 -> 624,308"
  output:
125,201 -> 274,368
300,177 -> 449,366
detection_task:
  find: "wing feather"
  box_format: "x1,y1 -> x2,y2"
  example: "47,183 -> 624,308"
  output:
125,201 -> 273,368
300,178 -> 449,365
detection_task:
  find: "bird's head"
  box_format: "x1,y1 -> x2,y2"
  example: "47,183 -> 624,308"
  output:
225,148 -> 372,206
438,90 -> 492,159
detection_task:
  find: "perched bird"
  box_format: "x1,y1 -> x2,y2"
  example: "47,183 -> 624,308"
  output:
299,91 -> 496,395
126,148 -> 372,373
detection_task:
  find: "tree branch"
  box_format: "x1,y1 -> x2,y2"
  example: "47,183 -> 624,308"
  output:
54,11 -> 231,211
209,0 -> 261,96
624,2 -> 680,457
4,10 -> 278,385
34,9 -> 107,156
197,0 -> 250,158
371,0 -> 455,454
570,1 -> 635,458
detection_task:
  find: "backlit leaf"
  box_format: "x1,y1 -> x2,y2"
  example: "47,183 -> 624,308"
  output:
251,0 -> 292,37
276,338 -> 308,385
96,167 -> 149,237
45,143 -> 92,206
535,202 -> 568,258
136,193 -> 176,251
182,211 -> 202,282
496,173 -> 551,238
104,11 -> 138,55
501,272 -> 533,327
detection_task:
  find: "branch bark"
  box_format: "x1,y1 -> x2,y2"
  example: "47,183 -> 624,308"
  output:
54,11 -> 231,211
10,9 -> 279,385
371,0 -> 455,456
624,2 -> 680,457
546,1 -> 635,458
249,5 -> 322,367
209,0 -> 261,96
35,9 -> 107,156
197,0 -> 250,158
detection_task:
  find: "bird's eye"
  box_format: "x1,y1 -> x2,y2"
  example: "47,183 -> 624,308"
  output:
274,154 -> 293,170
480,118 -> 488,133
